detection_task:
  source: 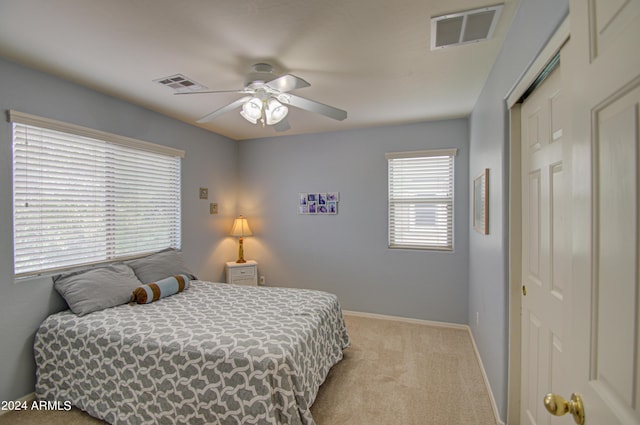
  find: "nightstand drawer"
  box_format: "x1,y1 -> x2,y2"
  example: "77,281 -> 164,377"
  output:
233,277 -> 257,286
230,267 -> 255,278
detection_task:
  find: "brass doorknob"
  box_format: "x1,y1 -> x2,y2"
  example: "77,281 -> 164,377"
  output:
543,393 -> 585,425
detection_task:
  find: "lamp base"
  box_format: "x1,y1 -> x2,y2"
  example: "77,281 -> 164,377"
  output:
236,237 -> 247,263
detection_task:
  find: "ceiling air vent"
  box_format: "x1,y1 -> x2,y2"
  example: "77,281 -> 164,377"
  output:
430,4 -> 503,50
154,74 -> 207,92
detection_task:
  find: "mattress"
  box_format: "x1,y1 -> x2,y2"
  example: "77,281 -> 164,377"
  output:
34,281 -> 350,425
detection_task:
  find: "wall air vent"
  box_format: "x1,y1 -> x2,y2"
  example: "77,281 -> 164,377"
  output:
154,74 -> 206,92
430,4 -> 503,50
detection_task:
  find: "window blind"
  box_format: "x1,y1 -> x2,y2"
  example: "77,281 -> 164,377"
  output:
11,111 -> 183,277
386,149 -> 456,251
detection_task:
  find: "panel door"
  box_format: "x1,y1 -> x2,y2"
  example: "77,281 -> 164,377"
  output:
565,0 -> 640,423
520,60 -> 571,425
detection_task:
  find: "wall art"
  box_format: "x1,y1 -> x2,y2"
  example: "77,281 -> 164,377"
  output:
473,169 -> 489,234
298,192 -> 339,215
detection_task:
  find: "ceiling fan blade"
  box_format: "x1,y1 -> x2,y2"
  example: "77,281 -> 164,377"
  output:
196,96 -> 251,123
175,89 -> 249,96
266,74 -> 310,93
281,94 -> 347,121
273,117 -> 291,132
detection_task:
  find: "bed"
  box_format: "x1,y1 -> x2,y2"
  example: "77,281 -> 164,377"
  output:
34,280 -> 350,425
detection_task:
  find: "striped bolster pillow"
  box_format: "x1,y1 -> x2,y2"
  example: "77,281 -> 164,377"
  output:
130,274 -> 190,304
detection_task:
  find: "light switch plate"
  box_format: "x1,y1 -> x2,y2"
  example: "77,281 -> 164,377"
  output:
210,203 -> 218,214
199,188 -> 208,199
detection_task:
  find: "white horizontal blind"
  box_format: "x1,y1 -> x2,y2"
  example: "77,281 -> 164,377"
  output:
12,115 -> 182,277
387,149 -> 456,250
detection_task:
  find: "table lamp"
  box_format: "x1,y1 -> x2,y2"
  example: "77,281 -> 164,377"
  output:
230,215 -> 253,263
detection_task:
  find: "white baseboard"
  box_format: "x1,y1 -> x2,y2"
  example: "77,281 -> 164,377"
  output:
343,310 -> 468,330
0,392 -> 36,417
466,329 -> 506,425
343,310 -> 505,425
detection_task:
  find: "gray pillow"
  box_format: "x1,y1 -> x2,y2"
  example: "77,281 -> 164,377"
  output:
53,263 -> 143,316
126,248 -> 196,284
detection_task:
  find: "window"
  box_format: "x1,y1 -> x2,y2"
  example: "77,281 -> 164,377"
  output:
386,149 -> 457,251
10,111 -> 184,277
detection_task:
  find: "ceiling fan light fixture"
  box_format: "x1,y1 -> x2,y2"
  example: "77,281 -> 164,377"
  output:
184,63 -> 347,128
240,97 -> 262,124
265,98 -> 288,125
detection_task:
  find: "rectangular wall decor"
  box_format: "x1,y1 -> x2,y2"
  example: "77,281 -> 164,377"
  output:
473,169 -> 489,234
298,192 -> 339,215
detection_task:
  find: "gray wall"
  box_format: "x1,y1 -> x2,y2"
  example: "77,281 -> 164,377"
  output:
0,58 -> 238,402
237,120 -> 469,324
467,0 -> 569,420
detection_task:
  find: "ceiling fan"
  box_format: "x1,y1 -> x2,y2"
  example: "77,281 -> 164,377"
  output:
177,63 -> 347,132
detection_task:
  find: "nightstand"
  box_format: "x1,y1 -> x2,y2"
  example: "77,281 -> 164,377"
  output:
225,260 -> 258,286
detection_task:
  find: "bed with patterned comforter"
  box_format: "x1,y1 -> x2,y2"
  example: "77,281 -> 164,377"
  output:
34,281 -> 350,425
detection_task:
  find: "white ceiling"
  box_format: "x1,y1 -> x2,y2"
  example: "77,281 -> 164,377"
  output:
0,0 -> 518,141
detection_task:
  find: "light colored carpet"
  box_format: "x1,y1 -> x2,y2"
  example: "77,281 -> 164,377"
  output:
0,314 -> 497,425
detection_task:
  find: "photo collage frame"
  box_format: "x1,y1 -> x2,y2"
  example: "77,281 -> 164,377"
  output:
298,192 -> 339,215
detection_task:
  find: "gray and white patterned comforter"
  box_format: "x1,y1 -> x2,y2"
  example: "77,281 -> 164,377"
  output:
34,281 -> 350,425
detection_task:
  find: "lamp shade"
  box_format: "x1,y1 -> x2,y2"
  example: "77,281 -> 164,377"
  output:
230,216 -> 253,237
240,97 -> 262,124
265,98 -> 288,125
